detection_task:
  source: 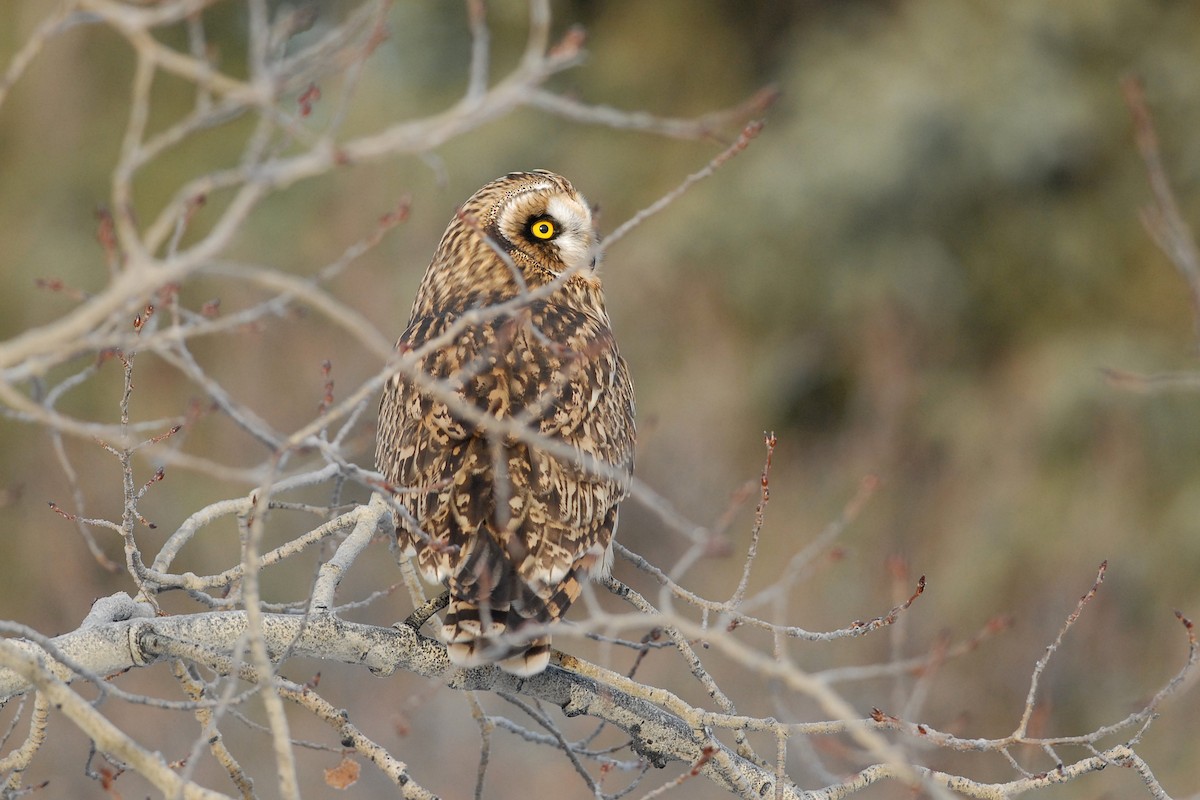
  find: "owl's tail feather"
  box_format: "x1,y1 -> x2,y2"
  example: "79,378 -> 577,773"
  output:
442,598 -> 550,675
497,636 -> 551,676
442,569 -> 585,676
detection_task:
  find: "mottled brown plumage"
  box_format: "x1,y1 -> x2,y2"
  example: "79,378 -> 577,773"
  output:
376,171 -> 635,675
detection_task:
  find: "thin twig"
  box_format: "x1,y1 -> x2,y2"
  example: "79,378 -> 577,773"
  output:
601,120 -> 766,252
1122,75 -> 1200,348
1015,561 -> 1106,738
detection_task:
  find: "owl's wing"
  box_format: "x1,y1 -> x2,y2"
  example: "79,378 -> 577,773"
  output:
467,303 -> 633,674
487,362 -> 632,674
504,302 -> 635,589
375,310 -> 507,583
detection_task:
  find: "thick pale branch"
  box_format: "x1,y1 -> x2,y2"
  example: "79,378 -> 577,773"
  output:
0,607 -> 797,798
0,639 -> 229,800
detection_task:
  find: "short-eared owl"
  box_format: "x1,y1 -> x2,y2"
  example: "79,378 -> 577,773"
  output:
376,171 -> 635,675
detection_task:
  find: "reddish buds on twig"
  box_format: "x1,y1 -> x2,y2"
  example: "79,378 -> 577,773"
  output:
298,83 -> 321,117
318,360 -> 335,414
48,501 -> 76,521
34,276 -> 90,302
96,348 -> 128,368
95,207 -> 121,270
184,194 -> 206,224
148,425 -> 183,446
133,304 -> 154,333
378,196 -> 412,229
549,25 -> 586,59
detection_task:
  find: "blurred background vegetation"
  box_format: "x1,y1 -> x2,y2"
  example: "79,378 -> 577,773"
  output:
2,1 -> 1200,797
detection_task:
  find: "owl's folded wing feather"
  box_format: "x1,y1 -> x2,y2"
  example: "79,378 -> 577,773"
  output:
376,310 -> 507,581
509,303 -> 635,590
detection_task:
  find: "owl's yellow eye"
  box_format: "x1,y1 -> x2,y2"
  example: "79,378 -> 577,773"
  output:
529,217 -> 556,240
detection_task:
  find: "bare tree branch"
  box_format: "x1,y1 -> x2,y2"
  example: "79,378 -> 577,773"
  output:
0,3 -> 1191,798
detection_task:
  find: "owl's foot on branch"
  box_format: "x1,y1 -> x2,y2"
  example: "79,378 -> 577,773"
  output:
401,591 -> 450,631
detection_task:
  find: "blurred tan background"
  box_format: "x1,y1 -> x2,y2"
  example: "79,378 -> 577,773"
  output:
2,1 -> 1200,797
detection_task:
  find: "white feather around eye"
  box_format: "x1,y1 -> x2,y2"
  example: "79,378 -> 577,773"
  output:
545,195 -> 595,272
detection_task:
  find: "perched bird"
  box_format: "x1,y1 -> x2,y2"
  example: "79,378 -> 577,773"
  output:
376,170 -> 635,675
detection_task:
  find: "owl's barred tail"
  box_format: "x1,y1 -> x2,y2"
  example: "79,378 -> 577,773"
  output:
442,599 -> 553,676
442,570 -> 585,676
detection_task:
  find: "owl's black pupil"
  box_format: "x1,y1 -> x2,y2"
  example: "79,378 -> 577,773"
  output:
530,217 -> 554,239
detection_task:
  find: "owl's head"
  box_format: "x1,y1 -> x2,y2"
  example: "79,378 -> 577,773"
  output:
471,170 -> 598,279
414,171 -> 606,318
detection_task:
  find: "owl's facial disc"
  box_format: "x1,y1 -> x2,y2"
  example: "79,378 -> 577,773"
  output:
498,186 -> 596,277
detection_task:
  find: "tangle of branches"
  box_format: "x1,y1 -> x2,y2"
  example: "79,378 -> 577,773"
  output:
0,3 -> 1193,799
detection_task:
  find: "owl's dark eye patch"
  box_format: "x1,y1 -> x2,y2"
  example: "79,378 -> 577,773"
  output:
526,215 -> 557,242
